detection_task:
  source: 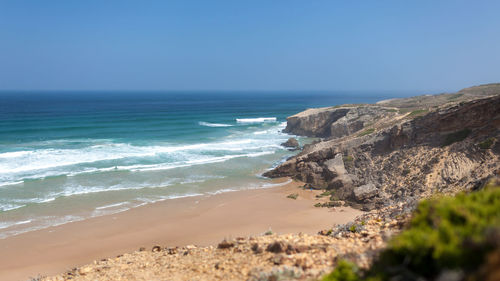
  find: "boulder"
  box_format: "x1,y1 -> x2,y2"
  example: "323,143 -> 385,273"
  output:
281,137 -> 299,149
353,183 -> 378,202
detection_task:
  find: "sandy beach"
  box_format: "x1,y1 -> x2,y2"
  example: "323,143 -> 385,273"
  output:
0,180 -> 362,281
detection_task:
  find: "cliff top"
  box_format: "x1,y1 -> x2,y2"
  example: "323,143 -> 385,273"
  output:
376,83 -> 500,110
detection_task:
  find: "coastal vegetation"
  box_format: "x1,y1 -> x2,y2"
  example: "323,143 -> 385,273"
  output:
357,128 -> 375,137
479,137 -> 495,149
407,108 -> 429,117
321,183 -> 500,281
442,128 -> 472,146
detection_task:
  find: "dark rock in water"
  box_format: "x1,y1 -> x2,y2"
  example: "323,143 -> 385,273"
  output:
281,137 -> 299,149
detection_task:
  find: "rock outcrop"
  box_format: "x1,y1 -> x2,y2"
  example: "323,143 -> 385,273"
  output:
266,87 -> 500,211
281,137 -> 300,149
283,106 -> 397,139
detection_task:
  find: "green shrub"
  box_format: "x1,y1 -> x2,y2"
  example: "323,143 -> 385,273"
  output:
407,109 -> 429,117
321,260 -> 360,281
371,185 -> 500,279
319,184 -> 500,280
264,228 -> 273,235
478,137 -> 495,149
287,193 -> 299,200
358,128 -> 375,137
319,190 -> 335,197
314,202 -> 322,207
344,155 -> 354,162
349,224 -> 358,233
442,128 -> 471,146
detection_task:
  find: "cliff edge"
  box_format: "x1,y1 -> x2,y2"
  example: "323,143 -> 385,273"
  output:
266,84 -> 500,211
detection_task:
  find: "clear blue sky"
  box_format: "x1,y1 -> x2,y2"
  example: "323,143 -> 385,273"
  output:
1,0 -> 499,92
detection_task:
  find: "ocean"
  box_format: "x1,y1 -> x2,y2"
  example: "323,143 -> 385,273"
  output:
0,91 -> 392,239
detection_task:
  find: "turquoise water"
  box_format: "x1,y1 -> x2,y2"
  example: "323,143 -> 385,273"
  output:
0,91 -> 392,238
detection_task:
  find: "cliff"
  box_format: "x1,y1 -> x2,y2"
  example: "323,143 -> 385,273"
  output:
266,84 -> 500,211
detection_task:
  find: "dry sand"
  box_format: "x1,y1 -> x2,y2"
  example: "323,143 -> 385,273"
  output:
0,180 -> 362,281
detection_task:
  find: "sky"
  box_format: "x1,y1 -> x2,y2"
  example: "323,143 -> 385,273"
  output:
0,0 -> 499,92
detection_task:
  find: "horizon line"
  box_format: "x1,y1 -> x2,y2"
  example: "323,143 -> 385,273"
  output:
0,88 -> 447,94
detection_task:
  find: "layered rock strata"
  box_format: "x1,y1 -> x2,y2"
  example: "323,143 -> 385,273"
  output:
266,90 -> 500,211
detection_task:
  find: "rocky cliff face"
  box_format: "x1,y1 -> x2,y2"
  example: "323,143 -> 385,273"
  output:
283,106 -> 397,139
266,90 -> 500,211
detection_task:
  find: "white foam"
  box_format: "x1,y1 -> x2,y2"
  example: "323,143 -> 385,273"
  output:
0,119 -> 291,187
0,181 -> 23,188
236,117 -> 277,123
0,139 -> 274,182
258,178 -> 293,188
11,197 -> 56,205
0,151 -> 32,158
253,130 -> 267,135
95,201 -> 130,210
0,203 -> 25,212
51,180 -> 174,198
198,121 -> 233,127
206,188 -> 238,195
91,207 -> 131,217
0,219 -> 33,230
133,193 -> 204,207
0,215 -> 85,239
126,151 -> 275,172
179,175 -> 225,185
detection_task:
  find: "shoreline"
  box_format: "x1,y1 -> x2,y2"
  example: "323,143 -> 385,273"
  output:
0,180 -> 362,281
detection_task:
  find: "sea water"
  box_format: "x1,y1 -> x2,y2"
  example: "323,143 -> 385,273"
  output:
0,91 -> 392,238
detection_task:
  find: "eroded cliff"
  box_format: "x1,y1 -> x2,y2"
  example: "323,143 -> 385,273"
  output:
266,85 -> 500,211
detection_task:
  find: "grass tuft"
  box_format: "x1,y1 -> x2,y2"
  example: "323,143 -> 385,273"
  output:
478,137 -> 495,149
358,128 -> 375,137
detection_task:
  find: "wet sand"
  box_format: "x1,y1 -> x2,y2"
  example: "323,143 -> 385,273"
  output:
0,181 -> 362,281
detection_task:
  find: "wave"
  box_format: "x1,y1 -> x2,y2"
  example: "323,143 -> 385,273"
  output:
0,120 -> 289,183
51,180 -> 175,198
0,181 -> 24,188
198,121 -> 233,127
0,215 -> 85,239
0,137 -> 283,182
236,117 -> 277,123
0,219 -> 32,230
134,193 -> 204,207
0,178 -> 293,238
0,203 -> 25,212
125,151 -> 275,172
95,201 -> 130,210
